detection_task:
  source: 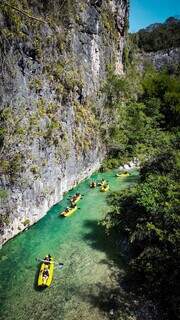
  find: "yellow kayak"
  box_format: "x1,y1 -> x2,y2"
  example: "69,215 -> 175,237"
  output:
70,194 -> 81,204
100,184 -> 109,192
60,205 -> 77,217
116,172 -> 129,177
97,180 -> 106,187
38,257 -> 54,287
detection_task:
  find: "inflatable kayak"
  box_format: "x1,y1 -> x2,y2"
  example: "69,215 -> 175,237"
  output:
70,193 -> 81,204
116,172 -> 129,177
100,184 -> 109,192
60,205 -> 77,217
38,256 -> 54,287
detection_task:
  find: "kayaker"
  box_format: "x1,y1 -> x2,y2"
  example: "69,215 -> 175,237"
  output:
42,268 -> 49,280
44,255 -> 51,265
70,196 -> 76,203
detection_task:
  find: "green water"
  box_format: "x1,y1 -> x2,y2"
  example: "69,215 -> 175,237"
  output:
0,170 -> 139,320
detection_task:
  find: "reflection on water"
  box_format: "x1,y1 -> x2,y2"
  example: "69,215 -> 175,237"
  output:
0,170 -> 139,320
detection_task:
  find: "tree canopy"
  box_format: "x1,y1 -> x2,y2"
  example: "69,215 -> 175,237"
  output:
134,17 -> 180,52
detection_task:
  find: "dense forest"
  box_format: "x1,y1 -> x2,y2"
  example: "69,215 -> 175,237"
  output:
131,17 -> 180,52
101,27 -> 180,319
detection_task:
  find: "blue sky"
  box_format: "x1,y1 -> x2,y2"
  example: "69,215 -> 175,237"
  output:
129,0 -> 180,32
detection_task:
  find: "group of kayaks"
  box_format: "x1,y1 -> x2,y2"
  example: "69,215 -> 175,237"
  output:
89,171 -> 130,191
37,191 -> 87,287
59,193 -> 81,217
37,171 -> 131,288
90,179 -> 110,192
58,179 -> 110,218
37,194 -> 83,287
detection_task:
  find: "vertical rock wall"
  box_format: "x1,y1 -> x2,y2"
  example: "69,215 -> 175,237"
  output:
0,0 -> 128,245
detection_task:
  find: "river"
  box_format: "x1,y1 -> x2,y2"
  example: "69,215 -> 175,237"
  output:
0,169 -> 139,320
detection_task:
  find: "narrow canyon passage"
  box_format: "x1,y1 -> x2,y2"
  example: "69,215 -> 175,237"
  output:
0,170 -> 139,320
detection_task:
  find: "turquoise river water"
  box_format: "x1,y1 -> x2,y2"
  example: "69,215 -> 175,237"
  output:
0,170 -> 139,320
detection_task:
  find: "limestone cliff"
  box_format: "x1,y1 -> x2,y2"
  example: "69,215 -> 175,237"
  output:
131,17 -> 180,72
0,0 -> 128,245
139,48 -> 180,73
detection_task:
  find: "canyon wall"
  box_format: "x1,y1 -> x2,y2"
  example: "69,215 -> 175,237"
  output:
0,0 -> 128,245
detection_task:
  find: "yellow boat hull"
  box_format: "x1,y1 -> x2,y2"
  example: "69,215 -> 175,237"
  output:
38,257 -> 54,287
100,185 -> 109,192
116,172 -> 129,177
98,181 -> 106,187
61,206 -> 77,217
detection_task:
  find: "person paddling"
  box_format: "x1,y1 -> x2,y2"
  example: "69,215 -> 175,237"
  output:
44,254 -> 52,265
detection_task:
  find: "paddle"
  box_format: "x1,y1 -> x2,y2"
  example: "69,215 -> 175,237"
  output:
36,258 -> 64,269
36,258 -> 54,264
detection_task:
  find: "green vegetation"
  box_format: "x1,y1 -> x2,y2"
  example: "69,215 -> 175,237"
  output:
101,41 -> 180,319
30,165 -> 40,175
101,8 -> 119,40
72,101 -> 99,155
0,188 -> 8,200
0,127 -> 6,146
102,61 -> 180,167
103,150 -> 179,319
0,213 -> 10,225
0,159 -> 10,174
29,78 -> 42,93
132,17 -> 180,52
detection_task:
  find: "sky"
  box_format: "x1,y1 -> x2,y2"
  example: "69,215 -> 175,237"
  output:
129,0 -> 180,32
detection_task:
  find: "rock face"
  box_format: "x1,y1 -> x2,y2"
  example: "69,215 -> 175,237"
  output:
139,48 -> 180,72
0,0 -> 128,245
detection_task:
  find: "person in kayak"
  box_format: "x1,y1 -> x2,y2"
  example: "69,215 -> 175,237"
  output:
44,254 -> 52,264
71,193 -> 80,203
42,267 -> 49,280
90,181 -> 96,188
